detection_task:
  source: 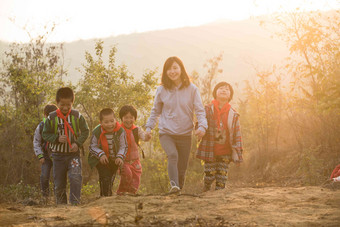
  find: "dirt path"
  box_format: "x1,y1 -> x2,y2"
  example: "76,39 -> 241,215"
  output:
1,186 -> 339,226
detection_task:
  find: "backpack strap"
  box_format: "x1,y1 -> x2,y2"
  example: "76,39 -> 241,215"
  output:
70,109 -> 80,137
70,109 -> 84,155
48,111 -> 58,135
132,128 -> 139,144
132,127 -> 145,159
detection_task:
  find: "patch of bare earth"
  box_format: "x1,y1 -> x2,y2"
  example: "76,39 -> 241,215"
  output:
1,186 -> 339,226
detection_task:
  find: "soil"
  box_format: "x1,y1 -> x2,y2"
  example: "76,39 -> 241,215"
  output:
1,186 -> 339,226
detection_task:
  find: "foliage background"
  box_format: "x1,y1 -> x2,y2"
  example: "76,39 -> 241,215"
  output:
0,10 -> 339,202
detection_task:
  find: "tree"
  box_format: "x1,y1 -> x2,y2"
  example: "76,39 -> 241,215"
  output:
241,66 -> 285,162
0,26 -> 66,185
75,40 -> 159,185
240,10 -> 340,184
76,40 -> 158,131
192,53 -> 224,105
274,10 -> 340,111
275,10 -> 340,183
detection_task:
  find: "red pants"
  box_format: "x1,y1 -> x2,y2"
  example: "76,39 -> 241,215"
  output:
117,159 -> 142,194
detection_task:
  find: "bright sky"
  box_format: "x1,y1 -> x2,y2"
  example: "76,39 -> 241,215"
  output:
0,0 -> 339,43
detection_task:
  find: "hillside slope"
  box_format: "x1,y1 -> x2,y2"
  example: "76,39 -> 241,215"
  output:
64,17 -> 287,84
1,17 -> 288,85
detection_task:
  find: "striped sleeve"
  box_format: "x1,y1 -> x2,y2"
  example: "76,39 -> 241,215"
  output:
89,134 -> 105,158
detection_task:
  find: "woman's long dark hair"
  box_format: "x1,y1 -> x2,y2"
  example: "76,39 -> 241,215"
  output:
161,56 -> 190,89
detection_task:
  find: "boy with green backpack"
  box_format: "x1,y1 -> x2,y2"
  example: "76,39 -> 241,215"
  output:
42,87 -> 89,205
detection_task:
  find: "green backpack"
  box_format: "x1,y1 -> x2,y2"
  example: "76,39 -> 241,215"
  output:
48,110 -> 80,136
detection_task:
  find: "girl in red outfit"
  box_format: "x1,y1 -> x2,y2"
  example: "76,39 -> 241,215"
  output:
330,164 -> 340,181
117,105 -> 150,194
197,82 -> 243,191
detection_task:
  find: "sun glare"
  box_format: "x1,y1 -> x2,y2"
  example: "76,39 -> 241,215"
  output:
0,0 -> 339,43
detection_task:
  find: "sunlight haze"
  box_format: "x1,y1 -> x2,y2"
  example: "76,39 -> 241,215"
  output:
0,0 -> 339,43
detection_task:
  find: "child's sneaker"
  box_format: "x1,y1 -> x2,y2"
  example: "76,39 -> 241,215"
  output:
169,180 -> 180,194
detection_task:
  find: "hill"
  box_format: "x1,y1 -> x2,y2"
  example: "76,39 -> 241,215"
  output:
0,16 -> 288,86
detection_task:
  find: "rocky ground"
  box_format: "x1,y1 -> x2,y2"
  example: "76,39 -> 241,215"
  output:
1,185 -> 339,226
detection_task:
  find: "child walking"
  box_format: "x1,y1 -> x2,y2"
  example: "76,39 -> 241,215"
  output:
88,108 -> 128,196
197,82 -> 243,191
42,87 -> 89,205
33,104 -> 58,198
117,105 -> 150,195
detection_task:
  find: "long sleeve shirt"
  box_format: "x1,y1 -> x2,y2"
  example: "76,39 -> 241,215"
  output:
89,125 -> 128,160
33,121 -> 45,159
146,83 -> 207,136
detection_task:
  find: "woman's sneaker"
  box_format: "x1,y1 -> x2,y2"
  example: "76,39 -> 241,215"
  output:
169,180 -> 181,194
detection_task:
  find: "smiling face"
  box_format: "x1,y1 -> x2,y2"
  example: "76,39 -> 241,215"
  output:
121,112 -> 136,129
216,85 -> 231,102
166,61 -> 182,86
57,98 -> 73,115
101,113 -> 117,132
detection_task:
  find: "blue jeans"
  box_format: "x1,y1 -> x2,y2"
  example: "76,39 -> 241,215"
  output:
40,155 -> 53,197
159,134 -> 192,189
52,153 -> 82,205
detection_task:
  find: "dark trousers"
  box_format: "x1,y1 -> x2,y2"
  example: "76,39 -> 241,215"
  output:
96,158 -> 119,196
52,153 -> 82,205
40,155 -> 52,197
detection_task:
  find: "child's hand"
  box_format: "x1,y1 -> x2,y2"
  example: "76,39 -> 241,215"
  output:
100,155 -> 109,165
71,143 -> 78,152
58,135 -> 67,143
195,129 -> 205,140
115,158 -> 124,166
39,158 -> 45,164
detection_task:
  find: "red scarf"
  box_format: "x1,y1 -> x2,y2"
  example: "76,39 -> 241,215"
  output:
212,99 -> 231,130
99,122 -> 121,158
121,123 -> 137,157
56,109 -> 75,147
